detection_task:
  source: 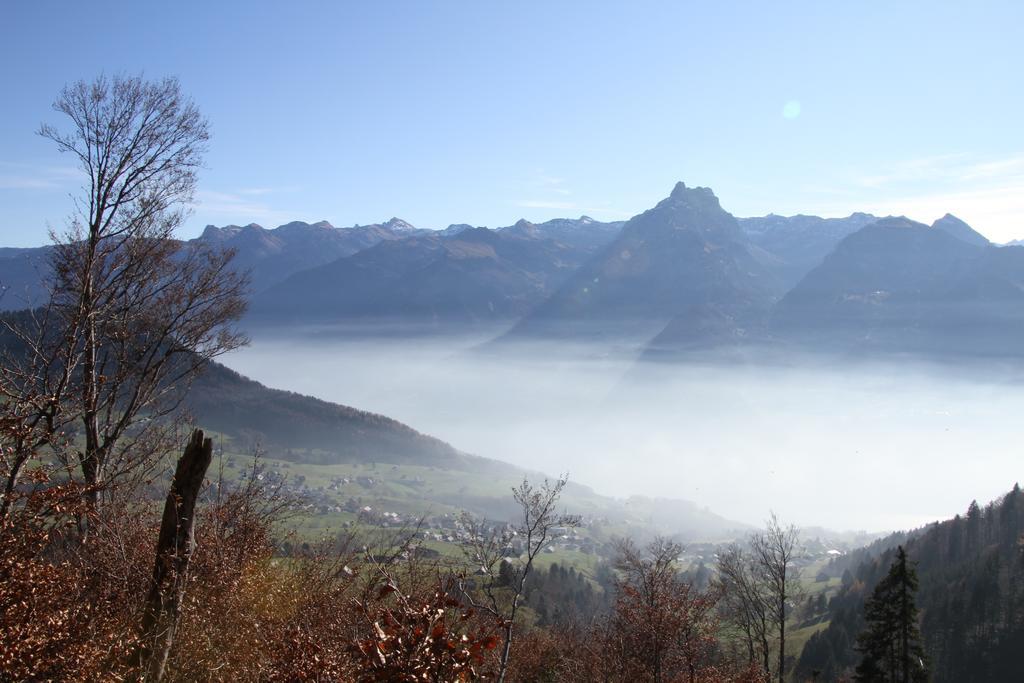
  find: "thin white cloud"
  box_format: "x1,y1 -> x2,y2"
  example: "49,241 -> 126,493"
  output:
761,153 -> 1024,243
516,199 -> 580,210
194,189 -> 300,227
855,153 -> 1024,188
0,175 -> 60,189
529,170 -> 573,196
513,171 -> 633,215
235,185 -> 300,196
859,183 -> 1024,243
536,173 -> 566,187
856,153 -> 968,188
958,157 -> 1024,182
0,161 -> 82,190
776,180 -> 1024,244
514,199 -> 631,219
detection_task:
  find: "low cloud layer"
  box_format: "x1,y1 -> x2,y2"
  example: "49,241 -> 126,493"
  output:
223,326 -> 1024,533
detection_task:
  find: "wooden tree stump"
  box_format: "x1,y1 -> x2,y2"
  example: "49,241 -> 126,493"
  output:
128,428 -> 213,682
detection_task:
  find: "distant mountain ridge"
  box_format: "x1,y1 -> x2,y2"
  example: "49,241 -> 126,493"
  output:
0,214 -> 624,317
8,182 -> 1024,360
504,182 -> 778,344
193,217 -> 424,293
246,224 -> 598,324
499,215 -> 625,252
739,212 -> 883,289
772,216 -> 1024,356
931,213 -> 990,247
0,245 -> 53,312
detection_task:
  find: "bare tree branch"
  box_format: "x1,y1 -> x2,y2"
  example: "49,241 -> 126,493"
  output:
457,474 -> 579,683
1,74 -> 248,517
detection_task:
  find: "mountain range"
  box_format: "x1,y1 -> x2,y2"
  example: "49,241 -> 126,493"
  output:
246,222 -> 605,325
0,245 -> 53,311
739,212 -> 883,290
196,217 -> 420,293
773,216 -> 1024,356
5,181 -> 1022,360
504,182 -> 778,345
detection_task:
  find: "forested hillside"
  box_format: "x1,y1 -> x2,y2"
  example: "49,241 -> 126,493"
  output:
796,485 -> 1024,681
188,360 -> 503,472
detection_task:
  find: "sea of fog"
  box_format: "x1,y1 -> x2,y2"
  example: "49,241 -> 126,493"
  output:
222,324 -> 1024,533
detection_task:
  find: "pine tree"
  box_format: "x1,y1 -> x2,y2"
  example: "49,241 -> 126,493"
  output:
855,546 -> 929,682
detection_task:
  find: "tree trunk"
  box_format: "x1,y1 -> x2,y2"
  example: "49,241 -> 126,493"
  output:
128,429 -> 212,682
497,592 -> 520,683
0,449 -> 28,524
778,593 -> 786,683
80,228 -> 102,512
760,619 -> 771,678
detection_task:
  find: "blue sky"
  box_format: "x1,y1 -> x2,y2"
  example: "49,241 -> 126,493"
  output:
2,1 -> 1024,246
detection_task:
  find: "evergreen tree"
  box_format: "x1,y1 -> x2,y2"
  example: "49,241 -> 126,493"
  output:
855,546 -> 929,682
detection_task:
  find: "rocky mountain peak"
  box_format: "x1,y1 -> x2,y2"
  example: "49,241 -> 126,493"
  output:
932,213 -> 989,247
384,217 -> 416,231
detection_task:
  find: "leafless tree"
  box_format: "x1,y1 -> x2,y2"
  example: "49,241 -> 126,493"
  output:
752,513 -> 802,683
458,475 -> 580,683
716,543 -> 772,676
716,514 -> 802,682
1,74 -> 248,513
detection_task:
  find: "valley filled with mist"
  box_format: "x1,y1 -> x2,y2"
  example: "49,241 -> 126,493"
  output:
225,324 -> 1024,532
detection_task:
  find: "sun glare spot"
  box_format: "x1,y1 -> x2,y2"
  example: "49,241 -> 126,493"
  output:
782,100 -> 802,119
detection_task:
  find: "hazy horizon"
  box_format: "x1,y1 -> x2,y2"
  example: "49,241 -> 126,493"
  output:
221,325 -> 1023,533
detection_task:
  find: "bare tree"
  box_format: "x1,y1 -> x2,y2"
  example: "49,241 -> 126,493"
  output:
458,475 -> 579,683
716,543 -> 772,676
1,74 -> 248,511
751,513 -> 802,683
716,514 -> 802,682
